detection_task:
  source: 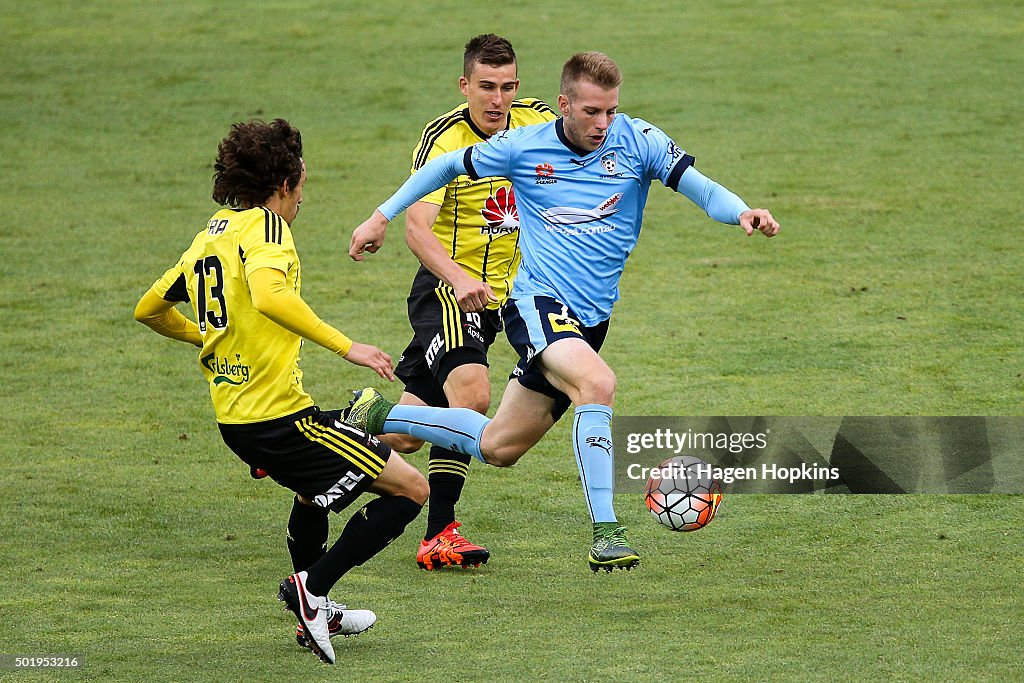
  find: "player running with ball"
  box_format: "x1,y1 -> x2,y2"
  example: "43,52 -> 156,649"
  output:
348,52 -> 779,572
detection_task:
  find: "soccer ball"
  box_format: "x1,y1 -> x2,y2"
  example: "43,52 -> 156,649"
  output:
644,455 -> 723,532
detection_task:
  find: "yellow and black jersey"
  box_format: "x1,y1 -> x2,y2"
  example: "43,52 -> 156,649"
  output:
148,207 -> 313,424
411,97 -> 556,307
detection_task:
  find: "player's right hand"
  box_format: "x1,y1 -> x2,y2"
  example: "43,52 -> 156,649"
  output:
453,275 -> 498,313
349,211 -> 389,261
739,209 -> 780,237
343,342 -> 395,381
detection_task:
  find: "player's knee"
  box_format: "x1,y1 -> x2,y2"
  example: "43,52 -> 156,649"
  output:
579,370 -> 616,406
380,433 -> 424,454
444,380 -> 491,415
448,393 -> 490,415
481,439 -> 527,467
395,468 -> 429,505
485,450 -> 522,467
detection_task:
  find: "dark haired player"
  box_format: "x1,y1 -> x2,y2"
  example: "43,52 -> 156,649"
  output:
371,34 -> 554,570
134,118 -> 427,664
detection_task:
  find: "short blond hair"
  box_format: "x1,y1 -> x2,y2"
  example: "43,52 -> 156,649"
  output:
560,52 -> 622,100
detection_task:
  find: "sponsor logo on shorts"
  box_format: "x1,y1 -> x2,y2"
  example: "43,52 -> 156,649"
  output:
314,470 -> 367,508
548,305 -> 582,335
424,333 -> 444,368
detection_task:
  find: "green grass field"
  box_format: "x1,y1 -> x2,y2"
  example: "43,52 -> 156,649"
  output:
2,1 -> 1023,680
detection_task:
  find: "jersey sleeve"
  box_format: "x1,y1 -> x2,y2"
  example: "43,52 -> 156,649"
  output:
151,263 -> 188,302
675,166 -> 750,225
238,209 -> 294,279
150,234 -> 200,302
633,119 -> 695,191
410,123 -> 451,207
464,128 -> 515,181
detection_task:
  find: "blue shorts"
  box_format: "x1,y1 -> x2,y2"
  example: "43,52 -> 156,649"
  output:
501,295 -> 609,422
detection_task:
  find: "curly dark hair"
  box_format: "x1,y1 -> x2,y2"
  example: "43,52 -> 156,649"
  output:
212,118 -> 303,208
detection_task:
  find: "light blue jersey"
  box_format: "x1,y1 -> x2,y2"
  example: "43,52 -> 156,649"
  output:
379,113 -> 750,326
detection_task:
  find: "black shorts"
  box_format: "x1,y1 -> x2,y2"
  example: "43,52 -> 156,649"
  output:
502,295 -> 609,422
395,265 -> 503,406
218,406 -> 391,512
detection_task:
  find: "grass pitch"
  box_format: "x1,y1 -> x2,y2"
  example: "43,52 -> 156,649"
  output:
1,1 -> 1022,681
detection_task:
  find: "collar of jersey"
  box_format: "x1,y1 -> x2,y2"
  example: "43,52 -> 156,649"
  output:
555,118 -> 600,159
463,108 -> 511,141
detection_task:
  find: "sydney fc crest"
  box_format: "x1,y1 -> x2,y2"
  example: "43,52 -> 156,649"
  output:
600,152 -> 616,174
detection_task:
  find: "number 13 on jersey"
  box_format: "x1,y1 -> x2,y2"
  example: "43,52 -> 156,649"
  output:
193,255 -> 228,333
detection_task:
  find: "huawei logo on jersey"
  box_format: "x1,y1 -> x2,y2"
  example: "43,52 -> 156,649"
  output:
481,186 -> 519,235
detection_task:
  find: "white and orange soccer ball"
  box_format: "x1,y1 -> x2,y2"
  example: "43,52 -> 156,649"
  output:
644,455 -> 723,532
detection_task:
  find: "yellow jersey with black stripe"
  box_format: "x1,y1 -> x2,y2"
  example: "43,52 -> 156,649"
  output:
149,206 -> 313,424
411,98 -> 556,307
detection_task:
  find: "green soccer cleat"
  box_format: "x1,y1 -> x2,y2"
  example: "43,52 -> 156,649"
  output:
588,522 -> 641,572
342,388 -> 395,435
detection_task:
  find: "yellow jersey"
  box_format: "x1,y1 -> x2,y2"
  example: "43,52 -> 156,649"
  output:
148,207 -> 313,424
411,98 -> 556,307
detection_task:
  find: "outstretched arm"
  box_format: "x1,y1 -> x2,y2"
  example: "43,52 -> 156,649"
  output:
134,288 -> 203,347
675,166 -> 779,237
349,148 -> 472,260
248,267 -> 394,380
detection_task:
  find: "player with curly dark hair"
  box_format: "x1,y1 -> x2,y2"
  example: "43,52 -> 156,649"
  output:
135,118 -> 427,664
212,119 -> 305,208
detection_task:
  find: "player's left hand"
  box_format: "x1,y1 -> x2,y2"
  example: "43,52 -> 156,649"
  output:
739,209 -> 780,237
350,211 -> 389,261
343,341 -> 395,381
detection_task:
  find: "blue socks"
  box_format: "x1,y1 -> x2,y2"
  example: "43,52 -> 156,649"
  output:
572,404 -> 617,523
378,402 -> 619,530
383,405 -> 489,462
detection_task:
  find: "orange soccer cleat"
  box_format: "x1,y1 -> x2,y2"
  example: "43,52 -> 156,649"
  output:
416,521 -> 490,570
